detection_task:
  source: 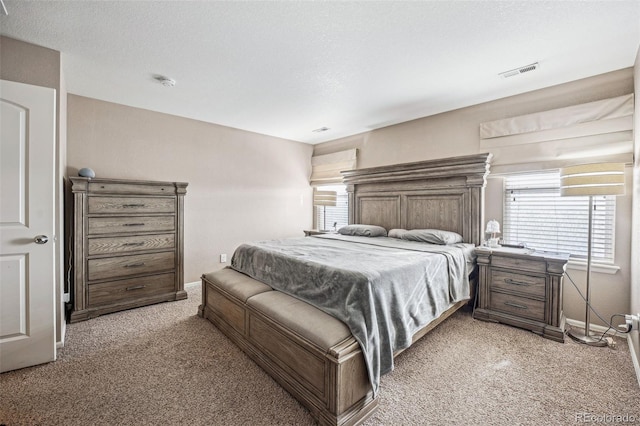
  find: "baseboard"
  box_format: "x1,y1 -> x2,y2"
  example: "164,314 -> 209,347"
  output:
565,318 -> 617,337
56,319 -> 66,350
185,281 -> 200,289
627,330 -> 640,387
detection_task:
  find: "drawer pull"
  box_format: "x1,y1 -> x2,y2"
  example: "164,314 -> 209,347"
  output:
123,204 -> 145,208
504,278 -> 531,286
123,223 -> 145,227
124,262 -> 146,268
122,242 -> 145,247
504,301 -> 528,310
126,285 -> 146,291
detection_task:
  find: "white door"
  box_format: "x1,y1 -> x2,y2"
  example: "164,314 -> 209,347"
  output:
0,79 -> 56,372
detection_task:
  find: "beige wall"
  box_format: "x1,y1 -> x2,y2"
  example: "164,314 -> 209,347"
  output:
0,36 -> 67,345
315,68 -> 635,328
66,95 -> 314,283
0,36 -> 60,89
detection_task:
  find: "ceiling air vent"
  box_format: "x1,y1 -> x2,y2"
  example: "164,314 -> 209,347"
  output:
153,75 -> 176,87
499,62 -> 539,79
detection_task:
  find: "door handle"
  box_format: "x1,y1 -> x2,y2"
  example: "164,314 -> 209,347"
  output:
34,235 -> 49,244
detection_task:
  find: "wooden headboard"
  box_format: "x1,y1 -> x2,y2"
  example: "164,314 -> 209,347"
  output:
341,153 -> 492,246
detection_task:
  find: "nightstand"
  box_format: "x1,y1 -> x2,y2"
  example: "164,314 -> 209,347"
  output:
473,246 -> 570,342
303,229 -> 331,236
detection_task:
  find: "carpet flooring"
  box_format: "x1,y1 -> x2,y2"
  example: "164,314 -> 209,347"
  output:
1,284 -> 638,425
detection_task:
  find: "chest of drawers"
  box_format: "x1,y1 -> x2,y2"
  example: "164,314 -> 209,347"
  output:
473,247 -> 570,342
69,177 -> 188,322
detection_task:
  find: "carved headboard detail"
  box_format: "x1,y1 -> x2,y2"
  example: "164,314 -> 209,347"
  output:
341,153 -> 492,246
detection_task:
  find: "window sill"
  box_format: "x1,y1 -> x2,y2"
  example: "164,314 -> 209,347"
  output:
566,260 -> 620,275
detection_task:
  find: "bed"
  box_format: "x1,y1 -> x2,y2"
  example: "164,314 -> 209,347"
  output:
198,153 -> 491,425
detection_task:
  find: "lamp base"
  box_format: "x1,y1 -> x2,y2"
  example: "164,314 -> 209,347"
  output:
567,329 -> 608,347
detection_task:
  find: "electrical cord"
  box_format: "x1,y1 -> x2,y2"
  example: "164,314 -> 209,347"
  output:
598,314 -> 629,340
564,269 -> 631,343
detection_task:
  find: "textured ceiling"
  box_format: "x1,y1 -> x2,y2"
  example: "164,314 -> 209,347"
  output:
1,1 -> 639,144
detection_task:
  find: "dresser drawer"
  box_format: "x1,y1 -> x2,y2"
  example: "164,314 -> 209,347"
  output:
88,196 -> 175,214
89,181 -> 176,195
88,233 -> 175,256
88,216 -> 175,235
490,270 -> 546,298
490,291 -> 545,322
88,273 -> 176,307
88,251 -> 175,281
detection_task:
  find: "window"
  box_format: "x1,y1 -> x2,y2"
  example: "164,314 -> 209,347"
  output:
503,170 -> 616,262
315,184 -> 348,231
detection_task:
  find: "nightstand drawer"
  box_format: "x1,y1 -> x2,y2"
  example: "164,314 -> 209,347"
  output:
490,292 -> 545,322
88,196 -> 175,214
491,270 -> 545,298
491,256 -> 546,273
88,216 -> 175,235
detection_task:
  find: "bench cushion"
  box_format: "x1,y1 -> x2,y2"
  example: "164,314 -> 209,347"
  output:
247,291 -> 351,351
203,268 -> 272,302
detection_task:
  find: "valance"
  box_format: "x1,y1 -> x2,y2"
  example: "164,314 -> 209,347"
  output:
480,94 -> 633,140
309,148 -> 357,185
480,94 -> 634,171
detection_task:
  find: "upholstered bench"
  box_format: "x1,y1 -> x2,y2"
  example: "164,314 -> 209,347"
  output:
198,267 -> 377,426
199,267 -> 272,335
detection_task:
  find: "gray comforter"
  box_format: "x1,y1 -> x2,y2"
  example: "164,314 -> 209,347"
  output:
230,234 -> 472,395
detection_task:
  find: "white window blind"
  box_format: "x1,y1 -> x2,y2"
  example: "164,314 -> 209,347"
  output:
315,184 -> 348,231
503,171 -> 616,262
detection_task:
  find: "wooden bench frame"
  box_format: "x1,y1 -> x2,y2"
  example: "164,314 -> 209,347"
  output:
199,272 -> 377,425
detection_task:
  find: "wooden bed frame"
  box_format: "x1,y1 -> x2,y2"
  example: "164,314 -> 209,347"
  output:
198,153 -> 491,425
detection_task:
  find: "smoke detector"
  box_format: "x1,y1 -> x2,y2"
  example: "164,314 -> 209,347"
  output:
154,75 -> 176,87
499,62 -> 539,79
312,127 -> 330,133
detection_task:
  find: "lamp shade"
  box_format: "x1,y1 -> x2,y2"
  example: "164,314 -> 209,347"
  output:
313,190 -> 337,207
560,162 -> 625,197
485,219 -> 501,234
